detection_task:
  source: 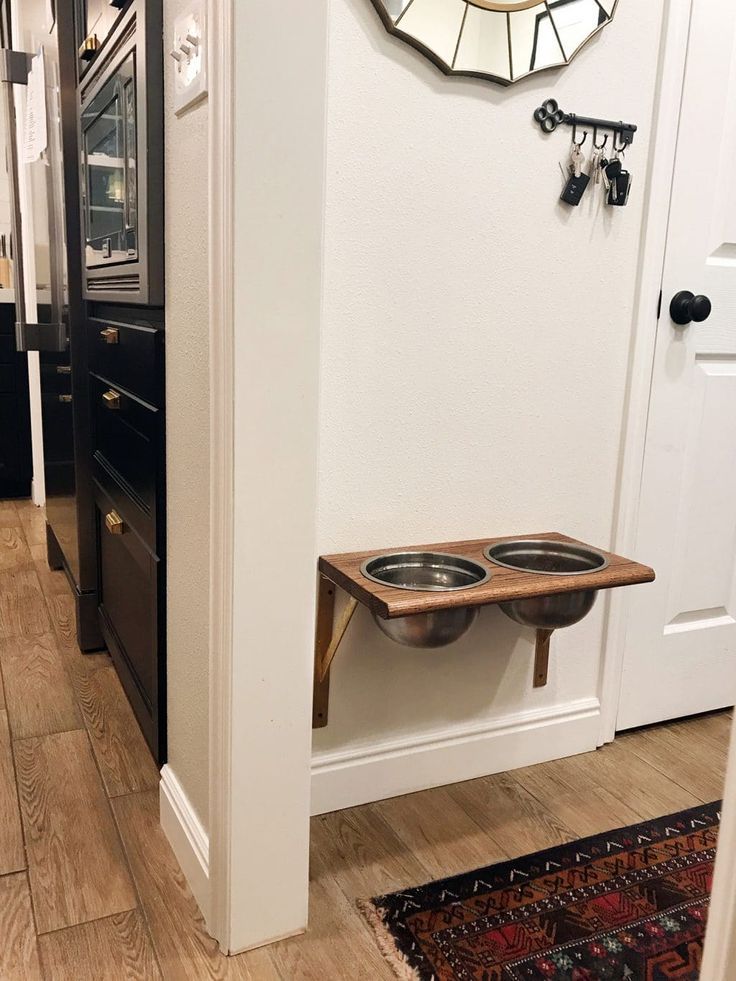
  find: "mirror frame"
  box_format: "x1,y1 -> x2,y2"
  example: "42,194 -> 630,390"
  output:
369,0 -> 620,86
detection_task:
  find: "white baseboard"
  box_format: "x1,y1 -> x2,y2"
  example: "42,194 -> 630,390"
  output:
160,765 -> 211,925
310,697 -> 601,815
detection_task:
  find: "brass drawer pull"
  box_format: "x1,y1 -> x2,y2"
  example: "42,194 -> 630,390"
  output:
100,327 -> 119,345
79,35 -> 100,60
56,365 -> 72,375
105,510 -> 125,535
102,389 -> 121,410
58,394 -> 72,403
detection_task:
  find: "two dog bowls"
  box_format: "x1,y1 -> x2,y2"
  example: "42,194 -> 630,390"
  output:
360,540 -> 609,649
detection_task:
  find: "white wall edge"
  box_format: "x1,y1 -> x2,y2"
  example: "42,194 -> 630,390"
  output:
702,718 -> 736,978
206,0 -> 235,954
599,0 -> 693,744
311,697 -> 600,815
160,764 -> 211,925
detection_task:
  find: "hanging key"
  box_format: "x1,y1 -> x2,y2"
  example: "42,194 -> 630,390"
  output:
560,139 -> 590,207
591,148 -> 603,186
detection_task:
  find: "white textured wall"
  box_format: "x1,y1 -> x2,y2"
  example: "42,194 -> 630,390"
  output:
313,0 -> 665,761
163,0 -> 210,828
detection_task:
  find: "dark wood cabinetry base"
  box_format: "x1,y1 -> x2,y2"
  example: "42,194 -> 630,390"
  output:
46,522 -> 104,652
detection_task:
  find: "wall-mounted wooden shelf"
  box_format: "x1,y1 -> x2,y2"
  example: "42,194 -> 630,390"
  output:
313,532 -> 655,727
320,532 -> 654,618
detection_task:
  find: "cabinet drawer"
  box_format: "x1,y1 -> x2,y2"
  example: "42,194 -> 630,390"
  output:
90,373 -> 160,516
40,363 -> 72,397
93,453 -> 155,550
94,479 -> 161,757
88,318 -> 161,406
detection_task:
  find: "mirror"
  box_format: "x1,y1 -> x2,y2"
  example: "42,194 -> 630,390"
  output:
371,0 -> 618,85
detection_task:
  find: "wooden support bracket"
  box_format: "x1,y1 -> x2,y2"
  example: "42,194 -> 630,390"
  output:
534,629 -> 554,688
313,575 -> 359,728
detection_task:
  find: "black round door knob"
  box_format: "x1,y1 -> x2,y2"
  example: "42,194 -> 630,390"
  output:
670,291 -> 712,326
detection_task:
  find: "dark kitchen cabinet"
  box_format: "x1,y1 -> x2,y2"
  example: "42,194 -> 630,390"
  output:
89,304 -> 166,762
55,0 -> 167,762
94,473 -> 164,759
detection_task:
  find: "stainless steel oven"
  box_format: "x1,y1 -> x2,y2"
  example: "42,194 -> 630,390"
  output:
79,1 -> 162,305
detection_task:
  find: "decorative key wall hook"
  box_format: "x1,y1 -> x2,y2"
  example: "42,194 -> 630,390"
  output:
534,98 -> 638,146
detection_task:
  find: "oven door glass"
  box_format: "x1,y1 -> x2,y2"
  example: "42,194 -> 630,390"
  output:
81,51 -> 138,268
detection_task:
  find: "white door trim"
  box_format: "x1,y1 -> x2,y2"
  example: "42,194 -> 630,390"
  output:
702,720 -> 736,978
206,0 -> 236,953
599,0 -> 694,743
205,0 -> 329,955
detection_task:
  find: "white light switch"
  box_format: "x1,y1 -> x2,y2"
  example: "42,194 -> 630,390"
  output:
171,0 -> 207,115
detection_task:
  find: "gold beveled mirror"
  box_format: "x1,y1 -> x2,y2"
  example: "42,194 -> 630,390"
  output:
370,0 -> 619,85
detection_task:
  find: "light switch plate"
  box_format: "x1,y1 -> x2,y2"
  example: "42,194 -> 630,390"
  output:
172,0 -> 207,115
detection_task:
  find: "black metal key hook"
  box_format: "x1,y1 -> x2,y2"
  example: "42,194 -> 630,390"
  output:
534,98 -> 638,145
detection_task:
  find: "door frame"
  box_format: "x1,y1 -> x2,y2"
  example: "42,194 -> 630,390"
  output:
206,0 -> 235,949
206,0 -> 329,955
599,0 -> 694,743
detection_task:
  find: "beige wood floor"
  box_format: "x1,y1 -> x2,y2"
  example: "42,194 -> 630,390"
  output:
0,498 -> 731,979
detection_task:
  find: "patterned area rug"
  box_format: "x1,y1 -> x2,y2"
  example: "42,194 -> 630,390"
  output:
360,802 -> 720,980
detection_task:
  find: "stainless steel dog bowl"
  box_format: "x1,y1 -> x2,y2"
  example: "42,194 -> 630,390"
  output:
484,539 -> 609,630
360,552 -> 490,648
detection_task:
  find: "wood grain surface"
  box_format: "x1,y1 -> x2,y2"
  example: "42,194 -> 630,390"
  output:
0,525 -> 33,572
0,708 -> 25,875
0,874 -> 42,979
0,632 -> 82,739
15,729 -> 137,934
0,567 -> 52,639
16,502 -> 48,547
38,910 -> 161,980
112,791 -> 261,980
76,666 -> 159,798
320,532 -> 656,618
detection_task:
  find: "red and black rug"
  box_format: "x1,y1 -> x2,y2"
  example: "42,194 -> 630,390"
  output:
360,801 -> 720,980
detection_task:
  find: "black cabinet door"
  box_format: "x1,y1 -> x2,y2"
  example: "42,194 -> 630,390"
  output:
0,307 -> 32,498
95,477 -> 165,762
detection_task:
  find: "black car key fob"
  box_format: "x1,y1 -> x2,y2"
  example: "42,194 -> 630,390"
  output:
561,171 -> 591,207
607,170 -> 632,206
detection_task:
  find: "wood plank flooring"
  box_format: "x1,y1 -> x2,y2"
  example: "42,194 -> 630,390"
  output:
0,498 -> 731,978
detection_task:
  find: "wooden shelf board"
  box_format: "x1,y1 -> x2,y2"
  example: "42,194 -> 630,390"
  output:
319,532 -> 655,620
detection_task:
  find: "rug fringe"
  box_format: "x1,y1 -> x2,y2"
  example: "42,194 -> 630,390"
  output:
357,900 -> 421,981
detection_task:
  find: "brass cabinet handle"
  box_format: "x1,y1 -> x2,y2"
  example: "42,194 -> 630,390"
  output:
100,327 -> 119,345
56,365 -> 72,375
102,389 -> 121,410
105,510 -> 125,535
58,394 -> 72,403
79,35 -> 100,60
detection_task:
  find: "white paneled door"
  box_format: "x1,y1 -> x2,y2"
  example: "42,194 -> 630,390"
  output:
618,0 -> 736,730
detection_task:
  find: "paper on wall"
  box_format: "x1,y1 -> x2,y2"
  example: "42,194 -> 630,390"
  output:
23,49 -> 48,165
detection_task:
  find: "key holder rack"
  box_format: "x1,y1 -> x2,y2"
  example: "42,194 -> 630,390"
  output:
534,98 -> 638,146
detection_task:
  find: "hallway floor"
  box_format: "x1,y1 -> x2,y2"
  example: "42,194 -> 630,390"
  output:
0,497 -> 730,978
